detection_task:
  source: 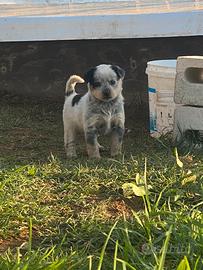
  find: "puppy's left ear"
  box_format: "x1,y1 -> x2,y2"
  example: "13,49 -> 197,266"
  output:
111,65 -> 125,80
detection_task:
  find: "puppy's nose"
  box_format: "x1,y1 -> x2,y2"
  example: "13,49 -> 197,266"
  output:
103,88 -> 110,97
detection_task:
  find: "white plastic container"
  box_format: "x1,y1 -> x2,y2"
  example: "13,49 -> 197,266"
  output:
146,59 -> 177,137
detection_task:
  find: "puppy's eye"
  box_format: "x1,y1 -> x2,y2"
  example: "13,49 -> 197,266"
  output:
110,80 -> 116,86
93,82 -> 101,88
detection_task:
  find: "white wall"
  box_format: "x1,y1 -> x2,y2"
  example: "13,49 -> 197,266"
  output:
0,0 -> 134,3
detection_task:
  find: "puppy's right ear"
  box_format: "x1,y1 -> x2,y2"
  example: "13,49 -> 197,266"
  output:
84,67 -> 96,85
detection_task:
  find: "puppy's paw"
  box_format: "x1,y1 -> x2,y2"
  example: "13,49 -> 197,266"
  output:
88,153 -> 101,159
87,144 -> 101,159
66,151 -> 77,159
111,149 -> 122,157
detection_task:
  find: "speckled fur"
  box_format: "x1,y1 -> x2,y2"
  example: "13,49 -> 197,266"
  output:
63,64 -> 125,158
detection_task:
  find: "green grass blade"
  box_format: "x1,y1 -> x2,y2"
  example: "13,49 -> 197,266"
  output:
122,261 -> 127,270
156,225 -> 173,270
176,256 -> 191,270
144,158 -> 151,213
88,255 -> 93,270
39,246 -> 56,263
21,263 -> 29,270
45,258 -> 66,270
116,258 -> 137,270
194,256 -> 200,270
131,210 -> 144,227
16,247 -> 21,265
154,185 -> 168,209
28,218 -> 33,253
113,240 -> 119,270
174,147 -> 183,168
97,221 -> 118,270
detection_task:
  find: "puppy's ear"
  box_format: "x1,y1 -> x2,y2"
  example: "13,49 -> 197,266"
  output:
84,67 -> 96,84
111,65 -> 125,80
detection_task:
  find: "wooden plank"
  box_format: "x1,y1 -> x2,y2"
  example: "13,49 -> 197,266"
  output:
0,1 -> 203,41
0,1 -> 203,17
0,10 -> 203,42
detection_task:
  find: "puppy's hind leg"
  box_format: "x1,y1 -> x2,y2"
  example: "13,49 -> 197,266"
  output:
64,125 -> 77,158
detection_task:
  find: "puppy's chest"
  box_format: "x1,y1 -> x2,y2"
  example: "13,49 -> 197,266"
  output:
88,102 -> 123,134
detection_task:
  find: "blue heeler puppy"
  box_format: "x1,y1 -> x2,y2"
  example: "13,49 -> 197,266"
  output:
63,64 -> 125,158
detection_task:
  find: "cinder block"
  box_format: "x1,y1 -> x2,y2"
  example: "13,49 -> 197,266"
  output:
173,106 -> 203,143
175,56 -> 203,106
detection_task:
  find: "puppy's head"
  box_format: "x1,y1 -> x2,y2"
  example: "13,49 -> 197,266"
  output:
84,64 -> 125,101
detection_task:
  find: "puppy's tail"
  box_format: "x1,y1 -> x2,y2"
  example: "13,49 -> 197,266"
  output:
65,75 -> 84,94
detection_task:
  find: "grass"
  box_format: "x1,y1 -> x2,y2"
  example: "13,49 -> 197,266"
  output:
0,98 -> 202,269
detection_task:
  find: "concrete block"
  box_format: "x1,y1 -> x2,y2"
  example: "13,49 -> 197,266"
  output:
175,56 -> 203,106
173,106 -> 203,143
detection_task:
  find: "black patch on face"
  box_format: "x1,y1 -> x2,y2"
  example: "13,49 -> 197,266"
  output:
72,94 -> 82,106
111,65 -> 125,80
92,81 -> 101,88
84,67 -> 97,85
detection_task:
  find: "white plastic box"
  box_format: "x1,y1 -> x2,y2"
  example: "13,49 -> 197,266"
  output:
146,59 -> 177,137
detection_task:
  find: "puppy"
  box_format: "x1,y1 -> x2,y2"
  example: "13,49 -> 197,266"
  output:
63,64 -> 125,158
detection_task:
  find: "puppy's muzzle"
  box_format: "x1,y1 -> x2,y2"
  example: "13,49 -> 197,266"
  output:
103,88 -> 111,99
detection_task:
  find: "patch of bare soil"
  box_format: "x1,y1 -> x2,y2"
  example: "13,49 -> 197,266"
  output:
85,194 -> 144,220
0,227 -> 39,253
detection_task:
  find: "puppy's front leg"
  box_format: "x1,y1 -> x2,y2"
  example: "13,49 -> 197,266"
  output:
85,127 -> 100,159
111,125 -> 125,157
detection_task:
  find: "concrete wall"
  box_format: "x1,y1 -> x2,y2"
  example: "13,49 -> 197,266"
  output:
1,36 -> 203,128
